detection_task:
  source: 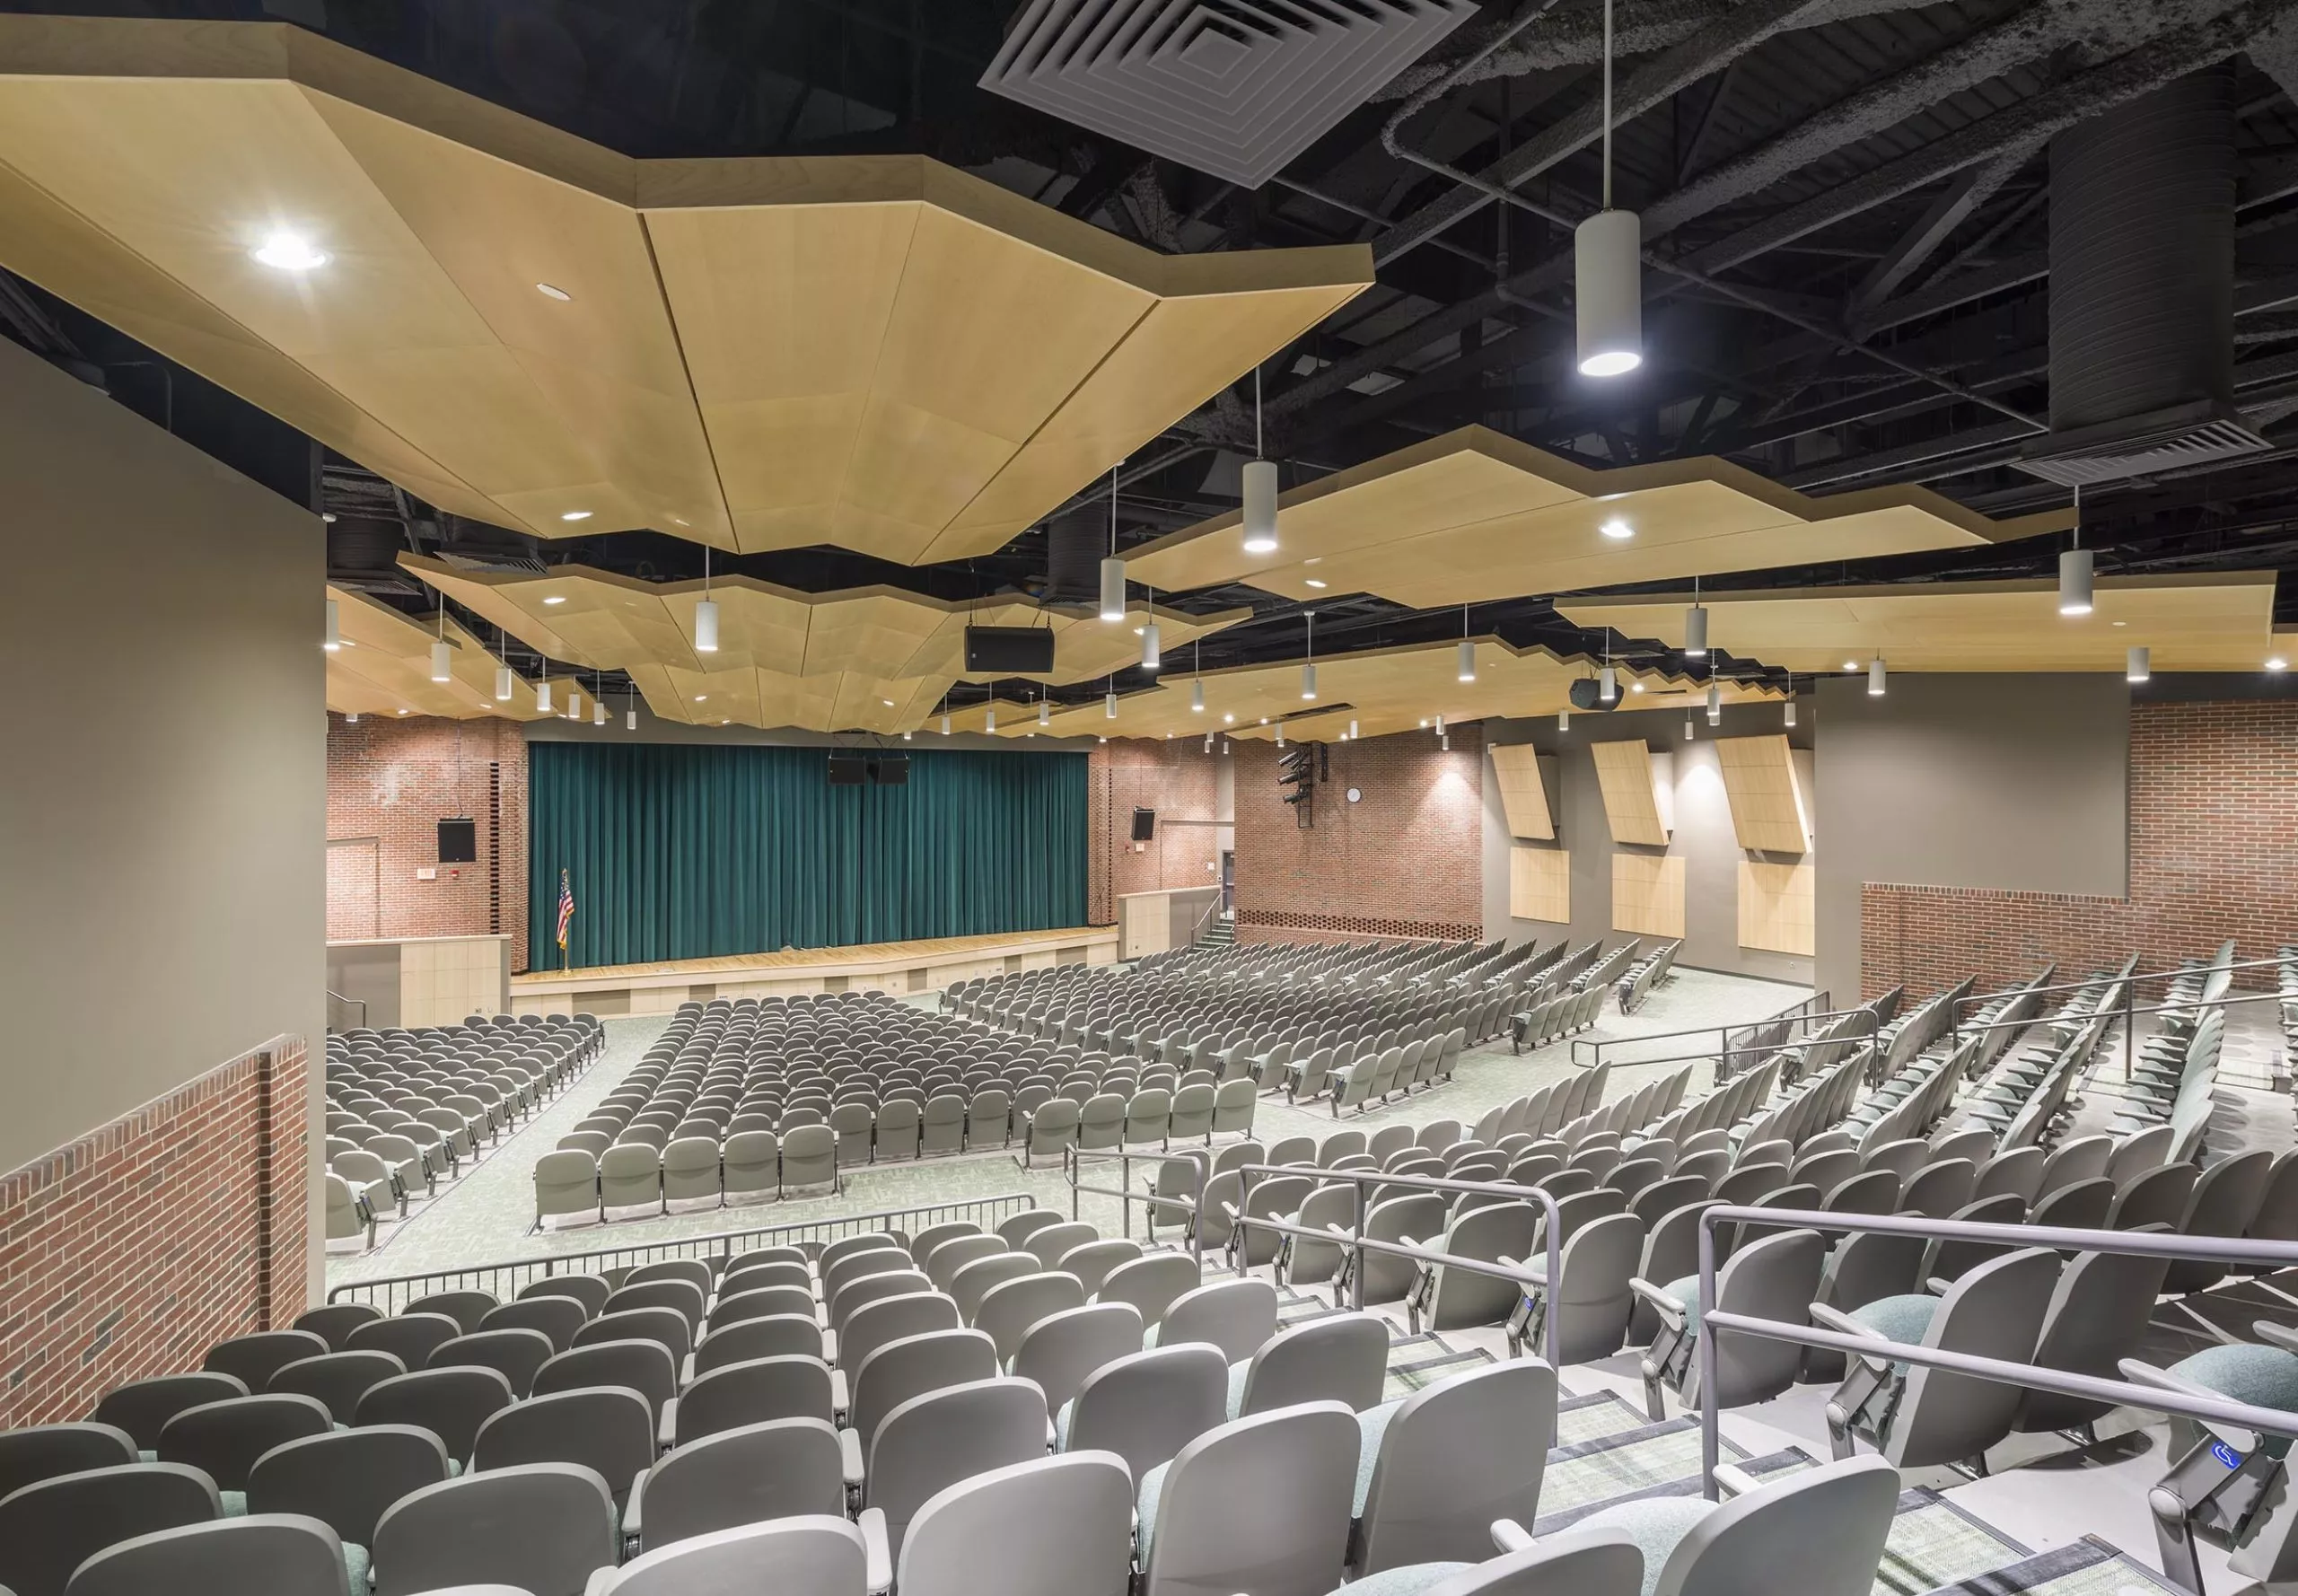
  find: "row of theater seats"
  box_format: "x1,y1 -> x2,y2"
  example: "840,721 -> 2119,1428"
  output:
323,1015 -> 603,1249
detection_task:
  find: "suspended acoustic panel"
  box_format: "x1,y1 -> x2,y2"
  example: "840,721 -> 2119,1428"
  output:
983,0 -> 1478,190
0,18 -> 1370,562
1488,744 -> 1556,841
1714,734 -> 1810,855
1559,573 -> 2280,674
1590,740 -> 1670,847
402,555 -> 1244,734
326,586 -> 552,722
1125,426 -> 2067,603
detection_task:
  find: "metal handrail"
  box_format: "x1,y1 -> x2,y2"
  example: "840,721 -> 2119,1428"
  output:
327,1192 -> 1039,1313
325,988 -> 368,1030
1687,1206 -> 2298,1502
1951,954 -> 2274,1016
1232,1162 -> 1565,1362
1569,990 -> 1873,1073
1943,985 -> 2280,1082
1185,895 -> 1226,949
1064,1145 -> 1211,1267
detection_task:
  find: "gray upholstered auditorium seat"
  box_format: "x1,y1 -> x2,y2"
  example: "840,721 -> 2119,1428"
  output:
628,1418 -> 846,1553
1637,1227 -> 1827,1422
158,1393 -> 331,1495
1136,1402 -> 1359,1596
62,1513 -> 348,1596
676,1354 -> 837,1445
246,1426 -> 448,1583
472,1387 -> 653,1510
1228,1311 -> 1387,1418
1149,1277 -> 1277,1363
293,1303 -> 383,1352
345,1312 -> 462,1369
369,1463 -> 616,1596
404,1292 -> 497,1336
896,1451 -> 1133,1596
203,1330 -> 329,1391
268,1350 -> 405,1424
1095,1253 -> 1200,1333
0,1462 -> 219,1596
855,1379 -> 1048,1571
0,1425 -> 136,1503
783,1126 -> 838,1196
595,1516 -> 866,1596
1012,1303 -> 1144,1415
355,1368 -> 515,1467
1350,1361 -> 1557,1577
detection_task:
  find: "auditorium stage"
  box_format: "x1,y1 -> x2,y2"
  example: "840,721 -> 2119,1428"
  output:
508,925 -> 1118,1017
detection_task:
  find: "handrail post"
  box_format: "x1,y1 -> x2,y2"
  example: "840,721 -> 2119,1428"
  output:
1189,1153 -> 1206,1272
1697,1215 -> 1721,1501
2125,976 -> 2136,1083
1350,1180 -> 1370,1311
1235,1166 -> 1254,1278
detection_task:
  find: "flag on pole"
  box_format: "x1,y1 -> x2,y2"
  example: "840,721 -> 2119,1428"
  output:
556,868 -> 574,951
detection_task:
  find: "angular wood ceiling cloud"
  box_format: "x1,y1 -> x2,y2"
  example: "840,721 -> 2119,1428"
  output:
0,18 -> 1372,560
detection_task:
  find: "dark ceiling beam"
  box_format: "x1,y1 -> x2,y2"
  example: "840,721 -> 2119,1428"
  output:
1676,60 -> 1741,182
1846,144 -> 2040,317
1369,0 -> 1832,267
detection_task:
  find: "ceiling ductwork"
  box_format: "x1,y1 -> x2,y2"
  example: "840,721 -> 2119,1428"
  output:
2022,66 -> 2267,487
1043,504 -> 1105,608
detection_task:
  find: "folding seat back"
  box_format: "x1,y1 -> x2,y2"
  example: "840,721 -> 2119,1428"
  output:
369,1462 -> 617,1596
711,1282 -> 814,1333
862,1378 -> 1048,1566
1012,1303 -> 1145,1415
966,1089 -> 1011,1148
1423,1201 -> 1539,1332
2108,1160 -> 2199,1231
355,1367 -> 513,1467
1574,1455 -> 1899,1596
1059,1238 -> 1145,1296
781,1125 -> 838,1195
2166,1148 -> 2276,1293
843,1294 -> 963,1385
660,1136 -> 723,1207
404,1291 -> 499,1337
1235,1311 -> 1387,1416
62,1513 -> 349,1596
0,1425 -> 136,1504
575,1306 -> 692,1366
1541,1211 -> 1646,1365
926,1233 -> 1006,1293
978,1272 -> 1090,1364
1022,1221 -> 1098,1270
636,1418 -> 846,1553
0,1462 -> 219,1596
829,1270 -> 934,1340
876,1098 -> 923,1162
1061,1344 -> 1227,1482
897,1451 -> 1134,1596
202,1330 -> 329,1391
604,1279 -> 706,1334
157,1393 -> 330,1493
479,1293 -> 589,1353
428,1328 -> 554,1399
823,1243 -> 910,1302
953,1253 -> 1042,1324
1355,1361 -> 1558,1574
1154,1277 -> 1277,1364
908,1221 -> 981,1267
1096,1252 -> 1201,1331
267,1349 -> 405,1424
1855,1247 -> 2060,1469
718,1131 -> 779,1206
246,1425 -> 447,1553
518,1274 -> 611,1317
851,1329 -> 1000,1449
1169,1083 -> 1216,1143
473,1386 -> 653,1509
345,1312 -> 461,1368
2028,1175 -> 2115,1231
1137,1401 -> 1359,1596
293,1302 -> 383,1352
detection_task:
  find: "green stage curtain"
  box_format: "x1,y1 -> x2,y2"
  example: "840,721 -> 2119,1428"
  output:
528,742 -> 1088,969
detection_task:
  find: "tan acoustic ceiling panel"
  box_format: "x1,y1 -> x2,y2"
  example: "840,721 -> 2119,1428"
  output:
1510,846 -> 1570,925
1559,574 -> 2280,675
1488,744 -> 1556,841
1123,425 -> 2069,604
1590,740 -> 1670,846
1005,635 -> 1780,744
1739,860 -> 1816,957
0,19 -> 1372,563
1612,853 -> 1686,939
1715,734 -> 1811,854
327,585 -> 553,721
404,555 -> 1245,734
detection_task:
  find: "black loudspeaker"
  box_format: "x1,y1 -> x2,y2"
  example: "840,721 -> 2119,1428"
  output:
1568,677 -> 1614,711
964,626 -> 1056,673
873,754 -> 910,786
827,752 -> 868,786
1131,807 -> 1156,842
436,818 -> 477,863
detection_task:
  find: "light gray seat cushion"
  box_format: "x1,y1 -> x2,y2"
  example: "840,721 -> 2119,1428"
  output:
1137,1460 -> 1169,1559
1354,1399 -> 1402,1514
1848,1293 -> 1939,1345
1344,1559 -> 1476,1595
2170,1344 -> 2298,1410
1577,1495 -> 1716,1596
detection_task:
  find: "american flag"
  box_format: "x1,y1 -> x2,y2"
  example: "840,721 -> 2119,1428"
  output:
555,868 -> 574,951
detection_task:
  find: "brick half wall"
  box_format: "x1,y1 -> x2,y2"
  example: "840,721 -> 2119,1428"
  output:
1861,700 -> 2298,997
0,1037 -> 309,1427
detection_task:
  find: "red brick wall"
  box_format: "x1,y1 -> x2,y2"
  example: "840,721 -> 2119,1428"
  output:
1087,739 -> 1226,923
1862,700 -> 2298,996
329,715 -> 530,970
0,1036 -> 309,1427
1233,724 -> 1485,945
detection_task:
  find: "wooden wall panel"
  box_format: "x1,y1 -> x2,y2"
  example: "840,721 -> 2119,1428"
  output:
1612,852 -> 1686,937
1591,739 -> 1669,846
1509,846 -> 1570,923
1489,744 -> 1555,840
1739,859 -> 1816,955
1715,733 -> 1811,853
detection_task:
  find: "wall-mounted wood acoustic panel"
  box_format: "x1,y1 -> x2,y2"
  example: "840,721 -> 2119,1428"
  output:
1715,734 -> 1811,854
1510,846 -> 1570,924
1739,860 -> 1816,956
1125,425 -> 2067,604
1612,853 -> 1686,938
1590,739 -> 1670,846
1488,744 -> 1556,840
1560,574 -> 2279,676
0,19 -> 1372,563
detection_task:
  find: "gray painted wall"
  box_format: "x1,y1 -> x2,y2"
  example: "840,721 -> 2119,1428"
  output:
1811,672 -> 2129,1004
1483,700 -> 1816,988
0,338 -> 324,1215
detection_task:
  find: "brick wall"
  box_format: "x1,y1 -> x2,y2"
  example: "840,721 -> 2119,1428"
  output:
1233,724 -> 1485,945
329,715 -> 530,970
1862,700 -> 2298,995
1087,738 -> 1226,923
0,1036 -> 308,1427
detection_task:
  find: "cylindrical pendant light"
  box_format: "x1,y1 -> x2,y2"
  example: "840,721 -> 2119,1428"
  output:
1347,718 -> 1359,739
536,679 -> 552,713
1558,708 -> 1570,731
1101,466 -> 1127,618
593,697 -> 606,726
430,638 -> 452,682
1600,664 -> 1617,704
1190,678 -> 1206,714
1301,662 -> 1317,701
984,706 -> 996,732
1241,368 -> 1280,554
941,712 -> 952,736
1039,696 -> 1050,727
496,662 -> 513,702
2058,548 -> 2092,616
1685,602 -> 1709,658
323,598 -> 340,652
346,711 -> 359,723
1204,732 -> 1214,752
1142,592 -> 1162,671
1275,725 -> 1285,749
695,547 -> 719,652
1784,697 -> 1796,728
2127,645 -> 2151,683
1683,714 -> 1694,740
1458,637 -> 1477,682
627,700 -> 637,731
1434,713 -> 1445,736
566,687 -> 581,721
1868,657 -> 1887,697
1574,0 -> 1642,380
1106,687 -> 1118,719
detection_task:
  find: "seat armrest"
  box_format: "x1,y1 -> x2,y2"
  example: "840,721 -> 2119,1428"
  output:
678,1352 -> 694,1386
1808,1302 -> 1890,1372
859,1506 -> 892,1596
1628,1277 -> 1684,1326
583,1566 -> 617,1596
657,1398 -> 677,1451
623,1467 -> 648,1538
1713,1462 -> 1760,1498
830,1368 -> 850,1417
2256,1321 -> 2298,1355
1924,1276 -> 1955,1296
822,1329 -> 838,1364
1489,1518 -> 1533,1554
840,1425 -> 865,1487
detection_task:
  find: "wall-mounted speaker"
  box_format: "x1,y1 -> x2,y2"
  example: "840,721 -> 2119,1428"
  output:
964,626 -> 1056,673
827,752 -> 868,786
436,817 -> 477,863
873,754 -> 910,786
1131,807 -> 1156,842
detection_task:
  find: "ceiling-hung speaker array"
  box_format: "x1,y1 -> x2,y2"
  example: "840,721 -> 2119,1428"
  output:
983,0 -> 1478,190
964,627 -> 1057,674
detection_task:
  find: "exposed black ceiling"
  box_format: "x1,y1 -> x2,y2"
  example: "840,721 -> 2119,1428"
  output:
6,0 -> 2298,707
